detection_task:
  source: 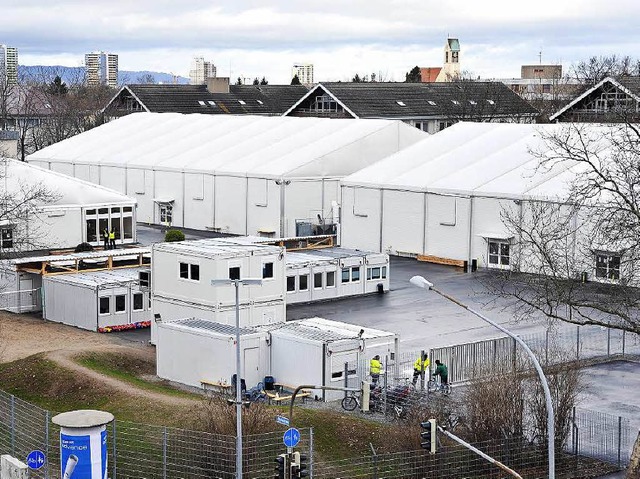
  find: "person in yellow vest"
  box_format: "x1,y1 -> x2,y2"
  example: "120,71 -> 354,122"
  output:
109,228 -> 116,249
412,354 -> 430,386
370,355 -> 382,386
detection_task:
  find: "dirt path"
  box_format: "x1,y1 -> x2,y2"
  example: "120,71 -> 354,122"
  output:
0,312 -> 200,406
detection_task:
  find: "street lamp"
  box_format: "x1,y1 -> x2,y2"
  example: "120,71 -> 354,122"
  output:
211,277 -> 263,479
409,275 -> 555,479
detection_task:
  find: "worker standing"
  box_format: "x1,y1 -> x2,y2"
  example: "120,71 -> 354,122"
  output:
412,353 -> 430,386
370,355 -> 382,386
109,228 -> 116,249
102,228 -> 109,250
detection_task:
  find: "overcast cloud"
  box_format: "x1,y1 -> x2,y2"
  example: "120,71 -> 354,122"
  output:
5,0 -> 640,83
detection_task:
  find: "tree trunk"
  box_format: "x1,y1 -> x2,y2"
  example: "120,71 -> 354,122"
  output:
628,431 -> 640,479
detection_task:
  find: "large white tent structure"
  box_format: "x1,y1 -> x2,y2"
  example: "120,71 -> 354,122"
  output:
340,122 -> 590,270
27,113 -> 426,237
0,158 -> 136,254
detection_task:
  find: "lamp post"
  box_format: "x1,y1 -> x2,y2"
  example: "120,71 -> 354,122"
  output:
211,278 -> 263,479
409,275 -> 555,479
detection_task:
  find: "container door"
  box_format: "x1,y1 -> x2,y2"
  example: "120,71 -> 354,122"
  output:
18,278 -> 34,312
243,347 -> 260,388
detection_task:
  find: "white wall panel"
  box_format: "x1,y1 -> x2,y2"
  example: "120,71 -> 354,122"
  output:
382,190 -> 424,255
246,177 -> 280,236
154,170 -> 184,227
340,186 -> 382,252
214,176 -> 247,234
184,173 -> 214,230
284,180 -> 323,237
425,194 -> 470,261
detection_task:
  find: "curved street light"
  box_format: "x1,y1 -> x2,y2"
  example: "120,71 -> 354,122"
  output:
409,275 -> 555,479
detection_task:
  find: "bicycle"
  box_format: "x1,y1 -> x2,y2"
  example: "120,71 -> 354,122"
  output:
341,391 -> 361,411
427,377 -> 452,396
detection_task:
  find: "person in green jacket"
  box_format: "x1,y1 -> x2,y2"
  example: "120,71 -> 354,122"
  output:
432,359 -> 448,385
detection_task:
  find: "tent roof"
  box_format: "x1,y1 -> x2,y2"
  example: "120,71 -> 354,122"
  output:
2,158 -> 135,208
342,122 -> 615,201
28,112 -> 424,179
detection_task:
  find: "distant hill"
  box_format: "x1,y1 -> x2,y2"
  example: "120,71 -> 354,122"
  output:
18,65 -> 189,85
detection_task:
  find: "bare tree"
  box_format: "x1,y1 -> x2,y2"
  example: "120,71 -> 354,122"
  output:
485,122 -> 640,334
0,158 -> 60,258
570,55 -> 640,87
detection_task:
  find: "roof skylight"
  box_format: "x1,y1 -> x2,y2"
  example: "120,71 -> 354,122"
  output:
428,100 -> 437,106
238,100 -> 246,105
198,100 -> 206,106
396,101 -> 406,106
208,100 -> 216,106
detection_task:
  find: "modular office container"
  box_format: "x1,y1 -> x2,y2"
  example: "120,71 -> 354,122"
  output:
156,318 -> 269,389
151,238 -> 286,343
43,267 -> 150,331
285,248 -> 390,304
268,317 -> 398,401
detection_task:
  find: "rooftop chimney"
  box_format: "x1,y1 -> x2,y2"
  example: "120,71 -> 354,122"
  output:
207,77 -> 230,94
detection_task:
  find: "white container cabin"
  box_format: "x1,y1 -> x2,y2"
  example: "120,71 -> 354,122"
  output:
43,267 -> 151,331
156,318 -> 269,389
285,248 -> 390,304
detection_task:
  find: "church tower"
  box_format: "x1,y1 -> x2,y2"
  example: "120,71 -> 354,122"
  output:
436,38 -> 460,82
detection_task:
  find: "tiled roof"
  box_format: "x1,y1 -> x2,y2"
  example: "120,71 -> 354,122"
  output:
107,83 -> 309,115
289,81 -> 538,119
420,68 -> 441,83
613,76 -> 640,95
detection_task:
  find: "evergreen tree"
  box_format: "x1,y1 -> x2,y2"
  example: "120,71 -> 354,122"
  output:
291,74 -> 301,85
405,66 -> 422,83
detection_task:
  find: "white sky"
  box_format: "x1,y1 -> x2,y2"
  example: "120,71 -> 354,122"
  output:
5,0 -> 640,83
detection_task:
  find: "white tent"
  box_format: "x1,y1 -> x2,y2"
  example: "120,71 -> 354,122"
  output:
340,122 -> 608,269
27,113 -> 426,237
0,158 -> 136,253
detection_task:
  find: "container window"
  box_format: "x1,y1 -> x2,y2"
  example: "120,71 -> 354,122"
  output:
86,209 -> 96,216
299,274 -> 308,291
370,267 -> 381,280
351,267 -> 360,282
123,206 -> 133,213
263,262 -> 274,279
123,217 -> 133,239
98,208 -> 108,215
99,297 -> 110,314
286,276 -> 296,292
326,271 -> 335,288
229,266 -> 240,280
341,268 -> 350,283
133,293 -> 144,311
382,266 -> 387,279
115,295 -> 126,313
190,264 -> 200,281
179,262 -> 189,279
314,272 -> 323,289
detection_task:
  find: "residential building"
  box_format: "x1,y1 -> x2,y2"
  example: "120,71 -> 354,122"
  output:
292,63 -> 314,85
550,76 -> 640,122
85,52 -> 118,88
0,44 -> 18,85
102,77 -> 308,120
284,81 -> 538,133
189,56 -> 217,85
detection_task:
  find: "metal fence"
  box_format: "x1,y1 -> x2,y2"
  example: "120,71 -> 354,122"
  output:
0,288 -> 41,313
0,390 -> 311,479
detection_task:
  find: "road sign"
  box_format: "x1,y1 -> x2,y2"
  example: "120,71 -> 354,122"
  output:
283,427 -> 301,448
276,415 -> 290,426
26,450 -> 46,470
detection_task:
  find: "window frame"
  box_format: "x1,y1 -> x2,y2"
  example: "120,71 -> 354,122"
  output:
114,294 -> 126,313
595,252 -> 621,281
487,239 -> 511,269
326,271 -> 336,288
286,275 -> 296,292
314,272 -> 323,289
98,296 -> 110,315
133,292 -> 144,311
262,261 -> 274,279
0,227 -> 14,249
299,274 -> 309,291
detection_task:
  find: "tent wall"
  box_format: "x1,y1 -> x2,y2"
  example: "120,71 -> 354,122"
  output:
381,190 -> 425,256
246,177 -> 281,236
184,173 -> 214,230
153,170 -> 184,225
425,194 -> 471,261
214,176 -> 248,234
340,186 -> 383,252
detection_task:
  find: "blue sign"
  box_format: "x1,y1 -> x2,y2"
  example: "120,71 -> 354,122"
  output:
283,427 -> 301,448
276,416 -> 290,426
60,429 -> 107,479
26,450 -> 46,470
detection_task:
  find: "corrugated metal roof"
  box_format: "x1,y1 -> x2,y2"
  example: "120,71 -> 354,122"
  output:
27,113 -> 425,179
267,317 -> 395,342
45,267 -> 144,287
153,237 -> 282,257
5,246 -> 151,265
171,318 -> 256,336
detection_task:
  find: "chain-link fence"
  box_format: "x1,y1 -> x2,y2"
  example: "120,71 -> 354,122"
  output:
0,387 -> 631,478
0,288 -> 41,313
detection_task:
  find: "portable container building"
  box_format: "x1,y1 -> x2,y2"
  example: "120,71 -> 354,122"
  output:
268,317 -> 398,401
27,113 -> 425,237
156,318 -> 269,389
285,248 -> 389,304
42,267 -> 150,331
151,238 -> 286,343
